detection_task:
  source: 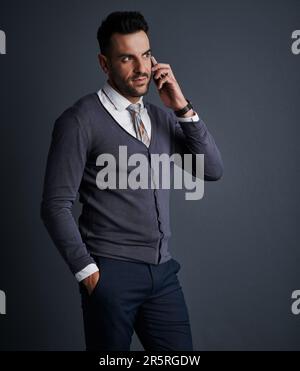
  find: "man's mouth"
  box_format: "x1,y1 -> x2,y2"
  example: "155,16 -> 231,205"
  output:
132,77 -> 147,83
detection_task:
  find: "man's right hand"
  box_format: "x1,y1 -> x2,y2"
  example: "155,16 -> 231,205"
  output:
82,270 -> 100,295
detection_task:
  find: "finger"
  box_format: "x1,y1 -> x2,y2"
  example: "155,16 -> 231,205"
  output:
152,62 -> 170,71
157,74 -> 171,90
152,67 -> 175,81
153,68 -> 169,80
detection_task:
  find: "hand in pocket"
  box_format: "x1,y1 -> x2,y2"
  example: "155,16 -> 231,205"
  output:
82,270 -> 101,296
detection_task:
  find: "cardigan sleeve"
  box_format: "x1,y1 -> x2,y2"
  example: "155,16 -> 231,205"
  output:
171,110 -> 224,181
40,108 -> 96,275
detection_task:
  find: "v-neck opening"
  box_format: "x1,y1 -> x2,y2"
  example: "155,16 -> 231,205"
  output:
93,92 -> 155,151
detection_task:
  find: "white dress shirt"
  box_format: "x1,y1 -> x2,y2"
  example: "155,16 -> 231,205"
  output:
75,80 -> 199,282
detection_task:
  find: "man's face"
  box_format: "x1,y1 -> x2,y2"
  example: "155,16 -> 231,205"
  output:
99,31 -> 152,102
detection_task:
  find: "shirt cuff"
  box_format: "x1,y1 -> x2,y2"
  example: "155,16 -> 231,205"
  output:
176,111 -> 200,123
75,263 -> 99,282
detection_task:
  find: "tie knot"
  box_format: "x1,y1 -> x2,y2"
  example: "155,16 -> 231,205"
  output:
127,103 -> 142,115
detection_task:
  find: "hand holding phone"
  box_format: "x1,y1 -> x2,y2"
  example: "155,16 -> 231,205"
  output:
150,55 -> 187,111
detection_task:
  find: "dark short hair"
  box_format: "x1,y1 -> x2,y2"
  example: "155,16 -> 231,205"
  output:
97,11 -> 149,57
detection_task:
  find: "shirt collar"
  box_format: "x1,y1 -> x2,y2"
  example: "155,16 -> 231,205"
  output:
101,80 -> 144,112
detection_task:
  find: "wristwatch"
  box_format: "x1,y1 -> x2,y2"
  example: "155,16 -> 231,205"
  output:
174,99 -> 193,117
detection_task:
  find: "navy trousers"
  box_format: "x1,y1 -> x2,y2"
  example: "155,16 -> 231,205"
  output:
79,255 -> 193,351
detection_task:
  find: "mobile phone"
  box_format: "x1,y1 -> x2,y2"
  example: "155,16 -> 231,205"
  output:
151,56 -> 158,81
151,55 -> 158,67
151,56 -> 167,82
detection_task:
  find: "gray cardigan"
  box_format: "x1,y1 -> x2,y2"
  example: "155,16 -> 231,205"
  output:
40,93 -> 223,275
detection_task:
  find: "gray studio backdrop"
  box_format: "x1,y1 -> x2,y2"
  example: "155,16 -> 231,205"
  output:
0,0 -> 299,350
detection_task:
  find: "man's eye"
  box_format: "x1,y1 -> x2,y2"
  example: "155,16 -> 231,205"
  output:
122,53 -> 151,62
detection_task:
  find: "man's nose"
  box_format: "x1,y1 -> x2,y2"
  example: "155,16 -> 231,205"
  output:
133,58 -> 148,74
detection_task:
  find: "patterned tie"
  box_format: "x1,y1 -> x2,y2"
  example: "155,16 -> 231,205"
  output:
126,103 -> 150,147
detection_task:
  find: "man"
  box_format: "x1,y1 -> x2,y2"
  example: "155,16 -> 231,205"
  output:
40,11 -> 223,351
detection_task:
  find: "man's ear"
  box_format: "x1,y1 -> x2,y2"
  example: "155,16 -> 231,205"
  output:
98,53 -> 109,74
